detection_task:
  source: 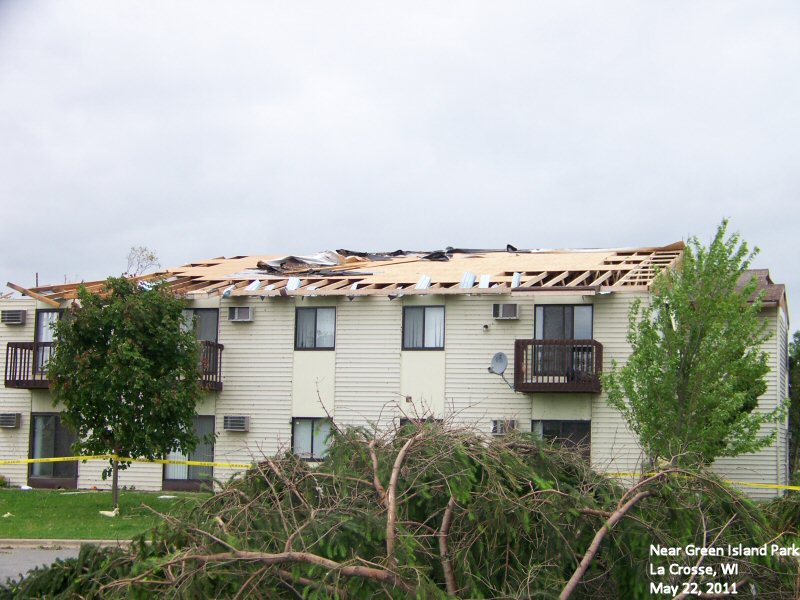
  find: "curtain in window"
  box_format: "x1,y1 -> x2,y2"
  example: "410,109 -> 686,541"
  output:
35,311 -> 59,372
296,310 -> 316,348
573,306 -> 592,339
404,308 -> 424,348
424,307 -> 445,348
189,417 -> 214,479
30,415 -> 77,478
165,417 -> 214,480
31,416 -> 55,477
164,449 -> 189,480
194,311 -> 219,342
312,419 -> 332,459
293,419 -> 313,457
315,308 -> 335,348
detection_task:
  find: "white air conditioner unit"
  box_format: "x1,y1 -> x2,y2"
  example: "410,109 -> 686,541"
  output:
228,306 -> 253,322
0,413 -> 21,428
492,303 -> 518,320
1,310 -> 26,326
223,415 -> 250,432
492,419 -> 517,435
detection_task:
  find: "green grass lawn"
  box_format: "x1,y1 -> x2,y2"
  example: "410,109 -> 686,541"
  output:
0,489 -> 210,540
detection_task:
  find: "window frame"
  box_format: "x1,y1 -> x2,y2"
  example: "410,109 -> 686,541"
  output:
162,415 -> 216,492
291,417 -> 333,461
33,309 -> 62,375
28,412 -> 78,489
532,419 -> 591,458
294,307 -> 336,350
401,305 -> 446,350
182,308 -> 220,343
534,304 -> 593,340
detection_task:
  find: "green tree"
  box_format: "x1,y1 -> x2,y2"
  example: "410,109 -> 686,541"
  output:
604,221 -> 784,465
789,331 -> 800,480
48,276 -> 202,508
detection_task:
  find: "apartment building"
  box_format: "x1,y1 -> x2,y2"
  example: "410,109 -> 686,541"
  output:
0,244 -> 790,498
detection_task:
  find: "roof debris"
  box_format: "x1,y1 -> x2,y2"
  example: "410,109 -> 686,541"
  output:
5,243 -> 721,303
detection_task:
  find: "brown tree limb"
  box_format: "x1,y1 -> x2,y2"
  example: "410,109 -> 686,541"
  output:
559,490 -> 654,600
386,433 -> 424,566
437,496 -> 458,596
368,439 -> 387,504
106,550 -> 414,594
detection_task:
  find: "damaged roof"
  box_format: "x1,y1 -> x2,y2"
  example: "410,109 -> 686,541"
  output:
10,243 -> 689,304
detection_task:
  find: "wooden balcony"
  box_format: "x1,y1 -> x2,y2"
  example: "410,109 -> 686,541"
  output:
198,340 -> 224,391
514,339 -> 603,393
5,340 -> 224,391
4,342 -> 52,388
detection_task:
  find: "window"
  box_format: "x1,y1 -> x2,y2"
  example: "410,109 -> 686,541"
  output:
295,307 -> 336,349
182,308 -> 219,342
292,418 -> 332,460
402,306 -> 445,350
534,305 -> 593,340
491,419 -> 518,435
29,413 -> 77,488
532,420 -> 591,458
533,305 -> 595,379
163,416 -> 215,491
227,306 -> 252,322
34,309 -> 61,374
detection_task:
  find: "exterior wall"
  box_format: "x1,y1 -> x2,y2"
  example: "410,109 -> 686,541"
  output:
0,291 -> 791,498
213,298 -> 294,481
0,298 -> 36,486
334,296 -> 401,429
590,292 -> 647,474
400,295 -> 446,418
444,294 -> 536,433
712,307 -> 788,499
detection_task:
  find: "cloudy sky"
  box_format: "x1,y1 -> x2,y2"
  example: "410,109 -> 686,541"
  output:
1,2 -> 798,325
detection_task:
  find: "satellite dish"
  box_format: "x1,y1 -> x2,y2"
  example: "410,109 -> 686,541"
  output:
490,352 -> 508,375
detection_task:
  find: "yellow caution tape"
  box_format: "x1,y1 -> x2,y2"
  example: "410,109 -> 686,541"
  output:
606,472 -> 800,492
0,455 -> 252,469
2,458 -> 798,491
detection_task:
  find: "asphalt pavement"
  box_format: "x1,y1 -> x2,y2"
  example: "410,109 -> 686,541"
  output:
0,539 -> 128,586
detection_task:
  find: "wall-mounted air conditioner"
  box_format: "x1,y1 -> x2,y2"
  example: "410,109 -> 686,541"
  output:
1,310 -> 26,326
0,413 -> 21,428
228,306 -> 253,322
223,415 -> 250,432
492,303 -> 518,320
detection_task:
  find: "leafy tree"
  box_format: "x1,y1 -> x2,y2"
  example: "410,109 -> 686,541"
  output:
790,331 -> 800,480
48,276 -> 202,508
604,221 -> 785,465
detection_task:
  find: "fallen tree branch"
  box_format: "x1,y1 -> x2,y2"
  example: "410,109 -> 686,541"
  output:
369,439 -> 387,504
386,433 -> 424,566
107,550 -> 414,595
438,496 -> 458,595
559,490 -> 654,600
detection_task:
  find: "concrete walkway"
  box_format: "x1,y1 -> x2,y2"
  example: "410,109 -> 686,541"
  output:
0,539 -> 129,586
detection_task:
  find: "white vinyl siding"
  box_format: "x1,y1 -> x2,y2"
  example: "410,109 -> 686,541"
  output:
0,299 -> 36,487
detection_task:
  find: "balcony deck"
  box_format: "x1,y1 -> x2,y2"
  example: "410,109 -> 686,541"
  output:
5,341 -> 224,391
514,339 -> 603,393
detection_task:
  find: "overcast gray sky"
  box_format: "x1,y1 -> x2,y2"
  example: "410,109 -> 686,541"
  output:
1,2 -> 798,326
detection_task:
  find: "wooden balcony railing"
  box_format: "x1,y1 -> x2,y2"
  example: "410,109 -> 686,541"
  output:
4,342 -> 53,388
5,340 -> 224,391
514,339 -> 603,393
199,340 -> 224,391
